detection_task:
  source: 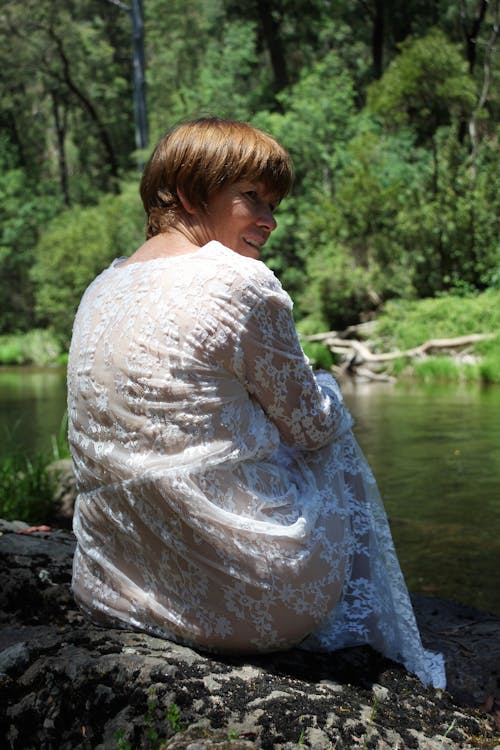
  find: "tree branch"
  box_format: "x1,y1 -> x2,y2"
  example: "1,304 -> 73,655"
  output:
104,0 -> 130,12
303,332 -> 495,363
46,26 -> 120,186
469,1 -> 499,177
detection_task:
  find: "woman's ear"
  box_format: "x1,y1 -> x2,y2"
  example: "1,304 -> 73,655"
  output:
177,188 -> 197,215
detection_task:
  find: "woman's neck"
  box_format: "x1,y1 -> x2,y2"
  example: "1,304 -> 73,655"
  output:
121,228 -> 205,266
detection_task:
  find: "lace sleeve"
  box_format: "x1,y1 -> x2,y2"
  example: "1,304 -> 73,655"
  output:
231,276 -> 349,451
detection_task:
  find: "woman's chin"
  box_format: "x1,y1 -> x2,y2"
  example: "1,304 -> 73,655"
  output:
236,243 -> 260,260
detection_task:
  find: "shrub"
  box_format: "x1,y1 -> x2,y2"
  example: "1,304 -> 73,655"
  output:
0,340 -> 24,365
31,181 -> 144,346
0,452 -> 58,523
479,352 -> 500,384
413,356 -> 461,382
0,330 -> 62,366
301,341 -> 335,370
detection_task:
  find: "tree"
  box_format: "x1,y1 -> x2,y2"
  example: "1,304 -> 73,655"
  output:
367,29 -> 477,144
0,137 -> 62,332
0,0 -> 134,200
31,182 -> 144,343
295,124 -> 425,328
106,0 -> 148,167
252,51 -> 357,299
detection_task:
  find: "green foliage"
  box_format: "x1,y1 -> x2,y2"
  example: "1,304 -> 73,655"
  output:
168,20 -> 270,124
254,51 -> 357,297
395,127 -> 500,296
479,351 -> 500,384
413,356 -> 462,382
0,452 -> 58,523
166,703 -> 184,734
114,728 -> 131,750
373,290 -> 500,383
31,181 -> 144,344
114,693 -> 185,750
0,1 -> 498,345
0,136 -> 62,333
375,290 -> 500,349
301,341 -> 335,371
145,0 -> 217,140
0,330 -> 62,366
0,340 -> 23,365
296,727 -> 306,747
475,334 -> 500,384
0,0 -> 133,196
256,51 -> 357,192
294,122 -> 426,327
299,235 -> 380,329
367,28 -> 477,142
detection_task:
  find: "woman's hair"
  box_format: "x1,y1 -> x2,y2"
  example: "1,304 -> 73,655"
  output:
140,117 -> 293,238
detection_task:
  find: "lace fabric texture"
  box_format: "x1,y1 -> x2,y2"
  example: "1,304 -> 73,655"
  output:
68,241 -> 445,688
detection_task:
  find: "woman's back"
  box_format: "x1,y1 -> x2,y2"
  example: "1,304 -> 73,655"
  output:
68,242 -> 352,652
67,116 -> 445,687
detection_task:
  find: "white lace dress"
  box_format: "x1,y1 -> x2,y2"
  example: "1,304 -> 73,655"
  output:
67,241 -> 445,688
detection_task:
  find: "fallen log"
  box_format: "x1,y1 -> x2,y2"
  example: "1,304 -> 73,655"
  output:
303,332 -> 495,364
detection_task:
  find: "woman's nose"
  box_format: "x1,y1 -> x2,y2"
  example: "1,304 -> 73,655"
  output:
257,204 -> 277,232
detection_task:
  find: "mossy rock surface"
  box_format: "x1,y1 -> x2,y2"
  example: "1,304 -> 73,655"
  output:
0,520 -> 499,749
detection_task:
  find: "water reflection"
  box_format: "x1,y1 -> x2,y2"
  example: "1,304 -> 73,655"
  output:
0,367 -> 67,459
1,368 -> 499,615
343,380 -> 500,615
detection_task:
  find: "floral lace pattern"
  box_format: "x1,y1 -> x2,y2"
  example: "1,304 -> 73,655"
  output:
68,241 -> 445,688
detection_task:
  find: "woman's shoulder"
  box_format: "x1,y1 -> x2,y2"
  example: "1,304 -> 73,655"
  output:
204,241 -> 283,292
77,242 -> 286,314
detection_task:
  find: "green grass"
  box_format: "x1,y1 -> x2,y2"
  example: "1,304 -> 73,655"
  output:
0,451 -> 58,523
412,355 -> 462,382
375,289 -> 500,348
302,340 -> 336,370
115,693 -> 186,750
0,413 -> 69,523
0,329 -> 63,366
374,290 -> 500,383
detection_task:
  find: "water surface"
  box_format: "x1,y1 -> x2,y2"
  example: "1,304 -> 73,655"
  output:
0,367 -> 67,459
1,368 -> 498,615
343,380 -> 500,615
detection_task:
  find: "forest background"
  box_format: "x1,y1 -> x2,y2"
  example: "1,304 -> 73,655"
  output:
0,0 -> 499,379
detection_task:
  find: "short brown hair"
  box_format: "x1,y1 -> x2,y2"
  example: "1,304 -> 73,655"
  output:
140,117 -> 293,238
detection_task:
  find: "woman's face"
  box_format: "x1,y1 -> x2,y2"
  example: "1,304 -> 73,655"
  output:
201,181 -> 278,259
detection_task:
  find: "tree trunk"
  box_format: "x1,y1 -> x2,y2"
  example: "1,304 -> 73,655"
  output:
130,0 -> 148,169
51,92 -> 70,206
469,1 -> 498,177
255,0 -> 289,94
48,27 -> 120,190
372,0 -> 385,79
462,0 -> 489,73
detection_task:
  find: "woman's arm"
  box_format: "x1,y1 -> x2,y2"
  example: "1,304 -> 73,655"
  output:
231,277 -> 351,451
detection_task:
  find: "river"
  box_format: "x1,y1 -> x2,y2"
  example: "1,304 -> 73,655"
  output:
1,367 -> 499,616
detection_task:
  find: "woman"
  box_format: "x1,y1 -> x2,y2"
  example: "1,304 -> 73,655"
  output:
67,117 -> 445,688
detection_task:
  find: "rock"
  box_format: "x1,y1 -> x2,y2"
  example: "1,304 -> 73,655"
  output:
46,459 -> 77,527
0,521 -> 499,750
0,643 -> 30,675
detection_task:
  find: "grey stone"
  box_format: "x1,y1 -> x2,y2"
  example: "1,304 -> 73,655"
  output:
1,521 -> 499,750
0,642 -> 30,675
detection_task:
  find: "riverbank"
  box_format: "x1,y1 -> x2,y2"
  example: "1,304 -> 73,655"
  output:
300,289 -> 500,385
0,329 -> 66,367
2,290 -> 500,382
1,519 -> 499,749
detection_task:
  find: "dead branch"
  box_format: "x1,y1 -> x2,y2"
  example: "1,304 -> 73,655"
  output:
303,332 -> 495,364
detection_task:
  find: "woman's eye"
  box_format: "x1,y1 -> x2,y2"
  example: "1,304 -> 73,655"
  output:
243,189 -> 277,213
